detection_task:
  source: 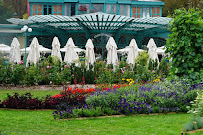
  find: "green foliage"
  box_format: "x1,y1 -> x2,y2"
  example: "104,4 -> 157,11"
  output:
0,1 -> 14,23
166,8 -> 203,84
188,90 -> 203,116
183,116 -> 203,132
135,51 -> 149,67
22,13 -> 28,19
11,64 -> 26,85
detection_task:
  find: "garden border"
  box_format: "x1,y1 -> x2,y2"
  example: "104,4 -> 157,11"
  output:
181,128 -> 203,135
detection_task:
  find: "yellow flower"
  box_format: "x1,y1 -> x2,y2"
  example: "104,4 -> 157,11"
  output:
131,81 -> 135,84
122,78 -> 125,81
158,76 -> 161,79
126,79 -> 130,82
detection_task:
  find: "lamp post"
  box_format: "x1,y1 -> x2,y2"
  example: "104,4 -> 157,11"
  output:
21,25 -> 32,68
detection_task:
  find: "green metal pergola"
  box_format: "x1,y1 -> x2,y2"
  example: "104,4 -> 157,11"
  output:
4,12 -> 171,59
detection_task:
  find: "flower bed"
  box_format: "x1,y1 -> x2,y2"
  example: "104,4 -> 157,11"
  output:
52,80 -> 202,119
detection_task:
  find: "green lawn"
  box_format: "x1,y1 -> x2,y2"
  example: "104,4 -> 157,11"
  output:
0,110 -> 191,135
0,90 -> 61,100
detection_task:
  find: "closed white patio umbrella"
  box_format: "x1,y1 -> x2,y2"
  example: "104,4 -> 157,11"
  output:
127,39 -> 139,66
64,38 -> 79,64
26,37 -> 40,66
85,39 -> 96,70
106,37 -> 118,70
20,45 -> 51,54
0,44 -> 11,54
51,36 -> 62,61
147,38 -> 159,63
9,37 -> 21,63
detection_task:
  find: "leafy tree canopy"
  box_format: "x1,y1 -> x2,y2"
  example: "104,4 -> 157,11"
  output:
166,8 -> 203,83
0,1 -> 14,24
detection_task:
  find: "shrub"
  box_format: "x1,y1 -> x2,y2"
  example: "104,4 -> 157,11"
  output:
85,79 -> 202,115
1,92 -> 58,109
183,116 -> 203,132
166,8 -> 203,84
187,89 -> 203,116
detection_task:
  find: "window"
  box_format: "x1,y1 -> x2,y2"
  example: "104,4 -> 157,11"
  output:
143,8 -> 150,18
53,5 -> 63,15
44,5 -> 52,15
78,4 -> 90,14
106,4 -> 117,14
32,4 -> 42,16
132,7 -> 141,18
152,7 -> 160,17
119,5 -> 130,16
92,4 -> 103,12
71,4 -> 76,16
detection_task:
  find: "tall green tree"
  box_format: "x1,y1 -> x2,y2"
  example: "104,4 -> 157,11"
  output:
0,1 -> 14,23
166,8 -> 203,83
161,0 -> 203,17
3,0 -> 27,18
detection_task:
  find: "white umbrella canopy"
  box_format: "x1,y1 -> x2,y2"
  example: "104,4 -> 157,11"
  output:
26,37 -> 40,66
157,46 -> 166,55
64,38 -> 79,64
106,37 -> 118,69
117,47 -> 143,54
147,38 -> 159,63
51,36 -> 62,61
0,44 -> 11,53
9,37 -> 21,63
85,39 -> 96,69
20,45 -> 52,54
60,46 -> 85,53
127,39 -> 139,65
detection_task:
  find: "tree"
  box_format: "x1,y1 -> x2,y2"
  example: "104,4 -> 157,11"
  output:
3,0 -> 27,18
165,8 -> 203,83
0,1 -> 14,23
161,0 -> 203,17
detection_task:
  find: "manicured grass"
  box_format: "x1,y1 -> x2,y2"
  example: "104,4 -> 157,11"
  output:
0,90 -> 61,100
0,110 -> 191,135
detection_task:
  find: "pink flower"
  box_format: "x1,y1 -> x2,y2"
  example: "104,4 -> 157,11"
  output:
123,67 -> 126,69
121,70 -> 124,74
24,69 -> 26,71
67,81 -> 70,84
47,66 -> 50,68
49,73 -> 51,75
137,64 -> 140,66
72,74 -> 74,76
148,70 -> 150,72
104,68 -> 106,69
111,69 -> 113,71
152,70 -> 155,73
42,74 -> 44,76
64,65 -> 69,68
103,61 -> 106,63
50,81 -> 52,84
18,61 -> 23,64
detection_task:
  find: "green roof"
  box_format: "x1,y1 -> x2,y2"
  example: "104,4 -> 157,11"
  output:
7,12 -> 171,33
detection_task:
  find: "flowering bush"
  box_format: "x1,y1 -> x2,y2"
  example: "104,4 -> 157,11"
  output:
52,87 -> 95,110
0,92 -> 58,109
